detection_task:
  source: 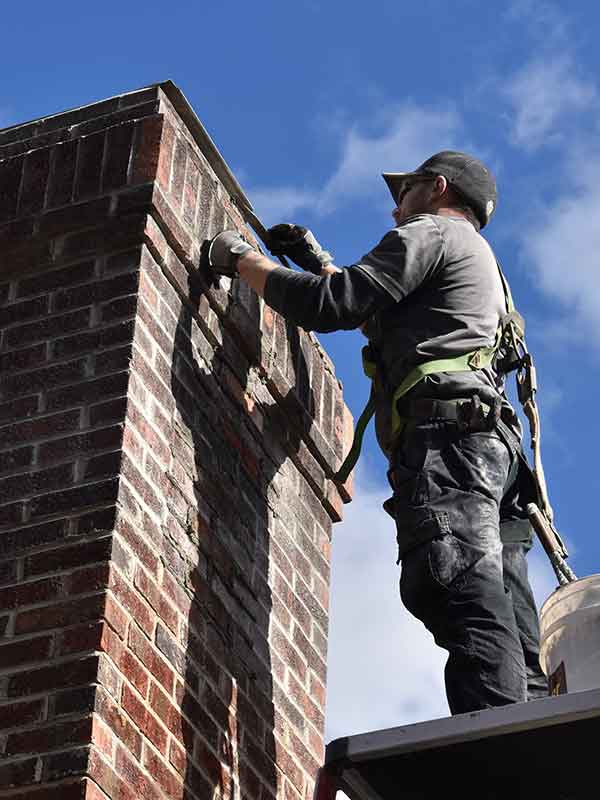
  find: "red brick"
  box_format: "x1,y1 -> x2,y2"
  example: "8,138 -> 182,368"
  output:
170,137 -> 187,209
91,715 -> 114,759
88,749 -> 136,800
148,682 -> 191,744
168,738 -> 186,776
156,120 -> 174,192
143,746 -> 184,800
104,594 -> 129,639
132,116 -> 163,185
108,569 -> 154,637
133,566 -> 178,634
182,158 -> 200,228
128,623 -> 174,694
95,687 -> 142,759
121,684 -> 167,754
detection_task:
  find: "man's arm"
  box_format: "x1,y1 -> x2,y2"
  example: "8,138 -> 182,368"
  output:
237,251 -> 340,297
208,228 -> 395,332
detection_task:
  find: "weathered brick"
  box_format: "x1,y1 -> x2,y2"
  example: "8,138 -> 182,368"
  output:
15,594 -> 105,636
20,148 -> 51,216
37,424 -> 123,465
0,634 -> 53,669
0,409 -> 81,450
6,655 -> 99,698
0,698 -> 45,730
45,373 -> 129,412
103,123 -> 135,191
5,307 -> 91,348
0,757 -> 38,788
47,139 -> 77,207
0,156 -> 23,222
6,717 -> 92,756
43,746 -> 89,782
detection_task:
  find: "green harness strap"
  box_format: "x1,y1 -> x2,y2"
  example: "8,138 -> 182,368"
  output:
334,260 -> 515,484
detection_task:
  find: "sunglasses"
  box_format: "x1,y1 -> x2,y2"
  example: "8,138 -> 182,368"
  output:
396,175 -> 437,204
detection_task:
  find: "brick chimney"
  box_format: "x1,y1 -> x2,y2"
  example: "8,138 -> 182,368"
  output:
0,82 -> 353,800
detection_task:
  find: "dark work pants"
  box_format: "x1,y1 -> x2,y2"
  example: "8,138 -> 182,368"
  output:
389,421 -> 548,715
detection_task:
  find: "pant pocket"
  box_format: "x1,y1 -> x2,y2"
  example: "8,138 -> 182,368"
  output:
428,532 -> 487,591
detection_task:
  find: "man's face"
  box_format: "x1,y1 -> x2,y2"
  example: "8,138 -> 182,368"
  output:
391,175 -> 437,225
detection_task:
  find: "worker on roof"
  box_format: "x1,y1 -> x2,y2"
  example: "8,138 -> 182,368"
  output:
208,151 -> 548,715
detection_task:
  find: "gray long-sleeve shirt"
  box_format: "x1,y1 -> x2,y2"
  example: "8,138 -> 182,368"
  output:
264,213 -> 515,452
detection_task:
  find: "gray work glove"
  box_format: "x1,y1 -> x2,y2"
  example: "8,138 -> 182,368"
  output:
208,230 -> 255,277
267,224 -> 333,274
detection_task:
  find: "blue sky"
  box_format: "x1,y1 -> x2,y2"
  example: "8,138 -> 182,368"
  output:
3,0 -> 600,741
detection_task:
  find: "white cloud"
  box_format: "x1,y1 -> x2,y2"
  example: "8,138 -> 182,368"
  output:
325,470 -> 447,741
248,105 -> 463,223
503,56 -> 596,150
245,186 -> 319,227
317,107 -> 462,214
521,159 -> 600,339
325,471 -> 558,743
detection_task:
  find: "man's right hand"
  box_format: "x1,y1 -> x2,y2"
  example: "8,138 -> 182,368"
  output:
267,224 -> 334,274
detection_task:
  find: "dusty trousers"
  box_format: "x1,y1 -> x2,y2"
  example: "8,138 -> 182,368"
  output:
388,420 -> 548,715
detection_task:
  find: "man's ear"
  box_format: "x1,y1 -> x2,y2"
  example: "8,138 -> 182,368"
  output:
432,174 -> 448,198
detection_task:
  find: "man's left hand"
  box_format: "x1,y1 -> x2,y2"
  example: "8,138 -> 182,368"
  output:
208,230 -> 255,277
267,224 -> 334,274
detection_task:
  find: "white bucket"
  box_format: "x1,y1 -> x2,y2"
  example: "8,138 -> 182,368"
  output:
539,573 -> 600,695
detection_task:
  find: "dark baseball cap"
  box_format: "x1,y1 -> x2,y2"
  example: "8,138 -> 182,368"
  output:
383,150 -> 497,228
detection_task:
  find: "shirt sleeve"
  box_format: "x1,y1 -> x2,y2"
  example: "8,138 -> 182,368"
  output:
353,214 -> 445,301
263,264 -> 394,333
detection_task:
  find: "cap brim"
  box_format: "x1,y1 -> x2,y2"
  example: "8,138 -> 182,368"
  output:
382,172 -> 419,204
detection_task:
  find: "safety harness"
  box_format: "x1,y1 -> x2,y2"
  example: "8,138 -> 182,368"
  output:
334,261 -> 576,586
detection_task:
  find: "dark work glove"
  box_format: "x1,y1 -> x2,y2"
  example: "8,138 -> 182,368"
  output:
208,230 -> 255,277
267,224 -> 333,274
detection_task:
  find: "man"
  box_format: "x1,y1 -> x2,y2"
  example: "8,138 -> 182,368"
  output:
208,151 -> 548,715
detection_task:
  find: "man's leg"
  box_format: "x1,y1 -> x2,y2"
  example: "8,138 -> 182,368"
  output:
501,539 -> 549,700
394,423 -> 528,714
